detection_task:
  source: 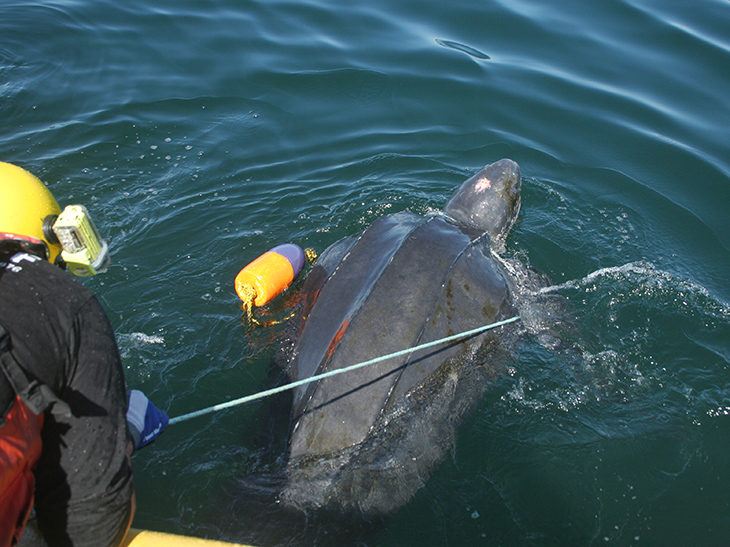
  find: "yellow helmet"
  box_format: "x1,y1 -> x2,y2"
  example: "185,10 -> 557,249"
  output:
0,161 -> 63,263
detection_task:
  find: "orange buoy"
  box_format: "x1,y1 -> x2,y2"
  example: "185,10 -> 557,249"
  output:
235,243 -> 306,307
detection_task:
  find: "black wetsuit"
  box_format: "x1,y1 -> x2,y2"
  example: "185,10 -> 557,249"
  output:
0,251 -> 133,547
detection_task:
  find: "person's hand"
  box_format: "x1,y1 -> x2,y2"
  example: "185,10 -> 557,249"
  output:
126,389 -> 169,450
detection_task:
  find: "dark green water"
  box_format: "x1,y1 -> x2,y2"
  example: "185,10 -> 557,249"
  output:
2,0 -> 729,545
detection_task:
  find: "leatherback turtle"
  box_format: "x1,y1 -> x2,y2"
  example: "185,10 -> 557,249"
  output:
279,159 -> 523,515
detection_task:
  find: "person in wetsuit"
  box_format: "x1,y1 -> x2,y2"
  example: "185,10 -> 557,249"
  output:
0,162 -> 167,547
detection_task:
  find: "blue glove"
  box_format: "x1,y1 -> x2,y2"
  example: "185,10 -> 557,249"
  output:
126,389 -> 169,450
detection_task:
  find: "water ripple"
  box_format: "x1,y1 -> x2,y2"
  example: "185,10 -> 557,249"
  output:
435,39 -> 490,60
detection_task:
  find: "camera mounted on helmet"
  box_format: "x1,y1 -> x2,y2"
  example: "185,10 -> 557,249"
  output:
43,205 -> 110,276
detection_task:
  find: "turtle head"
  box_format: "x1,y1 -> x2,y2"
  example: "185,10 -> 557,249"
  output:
444,159 -> 521,242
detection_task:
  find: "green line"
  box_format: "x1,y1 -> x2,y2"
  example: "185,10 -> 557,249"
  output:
169,315 -> 520,425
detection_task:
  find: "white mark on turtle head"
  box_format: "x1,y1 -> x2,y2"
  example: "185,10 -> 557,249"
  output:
474,177 -> 492,192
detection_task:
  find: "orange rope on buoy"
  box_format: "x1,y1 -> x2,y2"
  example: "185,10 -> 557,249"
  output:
304,247 -> 317,262
237,283 -> 259,327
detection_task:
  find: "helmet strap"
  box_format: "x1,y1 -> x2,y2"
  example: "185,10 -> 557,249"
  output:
0,234 -> 49,261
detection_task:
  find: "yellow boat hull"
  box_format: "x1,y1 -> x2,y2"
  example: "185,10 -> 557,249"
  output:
19,523 -> 251,547
123,528 -> 251,546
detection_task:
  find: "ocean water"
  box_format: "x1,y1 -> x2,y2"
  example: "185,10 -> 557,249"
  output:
2,0 -> 729,545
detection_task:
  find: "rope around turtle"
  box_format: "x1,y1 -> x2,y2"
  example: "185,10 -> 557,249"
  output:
168,315 -> 521,425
